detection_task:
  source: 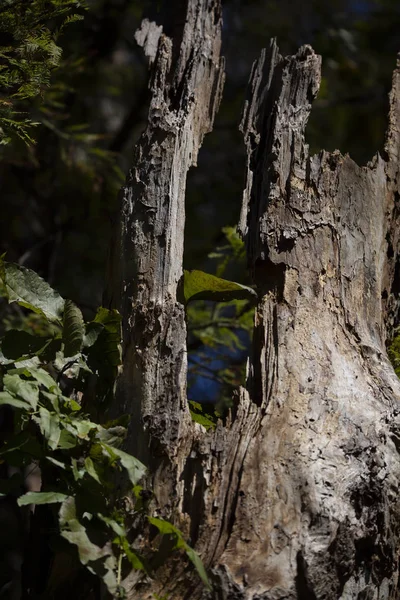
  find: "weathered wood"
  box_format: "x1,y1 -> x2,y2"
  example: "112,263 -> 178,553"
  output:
105,0 -> 225,465
107,2 -> 400,595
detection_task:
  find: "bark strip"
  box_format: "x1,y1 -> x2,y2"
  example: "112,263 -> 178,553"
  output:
105,0 -> 224,464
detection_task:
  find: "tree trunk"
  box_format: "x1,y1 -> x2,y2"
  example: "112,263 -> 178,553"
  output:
106,1 -> 400,598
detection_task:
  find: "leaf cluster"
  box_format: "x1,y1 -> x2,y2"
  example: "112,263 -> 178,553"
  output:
0,259 -> 209,596
186,228 -> 255,411
0,0 -> 86,146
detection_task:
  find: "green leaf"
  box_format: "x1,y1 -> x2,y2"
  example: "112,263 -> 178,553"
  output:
183,270 -> 256,304
0,391 -> 31,410
0,259 -> 65,322
149,517 -> 211,590
97,514 -> 125,537
59,497 -> 118,594
120,536 -> 145,571
189,409 -> 217,431
62,299 -> 84,357
102,444 -> 146,486
83,321 -> 104,348
29,367 -> 59,391
149,517 -> 181,537
58,429 -> 77,449
97,425 -> 127,447
34,407 -> 61,450
90,308 -> 122,368
185,546 -> 211,590
18,491 -> 69,506
84,457 -> 101,484
3,374 -> 39,409
46,456 -> 67,469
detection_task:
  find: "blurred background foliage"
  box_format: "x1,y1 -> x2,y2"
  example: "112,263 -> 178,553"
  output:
1,0 -> 399,405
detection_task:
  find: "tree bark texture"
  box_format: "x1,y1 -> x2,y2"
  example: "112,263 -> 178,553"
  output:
106,1 -> 400,597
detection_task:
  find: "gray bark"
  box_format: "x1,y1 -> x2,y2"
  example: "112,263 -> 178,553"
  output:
106,1 -> 400,598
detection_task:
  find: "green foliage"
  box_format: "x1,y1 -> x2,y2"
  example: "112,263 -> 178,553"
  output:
183,269 -> 256,304
0,257 -> 65,322
388,330 -> 400,378
0,0 -> 86,146
187,227 -> 255,408
188,401 -> 219,431
149,518 -> 211,590
0,261 -> 209,596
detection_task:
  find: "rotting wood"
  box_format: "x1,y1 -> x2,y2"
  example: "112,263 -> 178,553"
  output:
106,1 -> 400,595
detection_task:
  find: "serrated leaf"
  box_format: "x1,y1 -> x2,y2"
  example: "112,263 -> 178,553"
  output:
29,367 -> 59,391
90,308 -> 122,368
58,429 -> 77,449
34,407 -> 61,450
3,374 -> 39,409
18,491 -> 69,506
183,270 -> 257,304
84,457 -> 101,484
97,425 -> 127,447
0,259 -> 65,322
0,391 -> 31,410
102,444 -> 146,486
63,299 -> 84,357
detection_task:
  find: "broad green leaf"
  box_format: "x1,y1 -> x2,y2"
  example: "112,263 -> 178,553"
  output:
34,407 -> 61,450
29,367 -> 59,391
91,308 -> 122,368
97,425 -> 127,447
62,299 -> 84,357
68,398 -> 81,411
58,429 -> 77,449
67,419 -> 98,439
102,444 -> 146,486
183,270 -> 257,304
3,374 -> 39,409
1,330 -> 53,360
18,491 -> 69,506
83,321 -> 104,348
59,498 -> 118,595
41,391 -> 60,413
84,457 -> 101,484
0,391 -> 31,410
0,259 -> 65,322
61,525 -> 105,564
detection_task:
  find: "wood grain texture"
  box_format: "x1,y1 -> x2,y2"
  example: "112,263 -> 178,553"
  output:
106,3 -> 400,594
